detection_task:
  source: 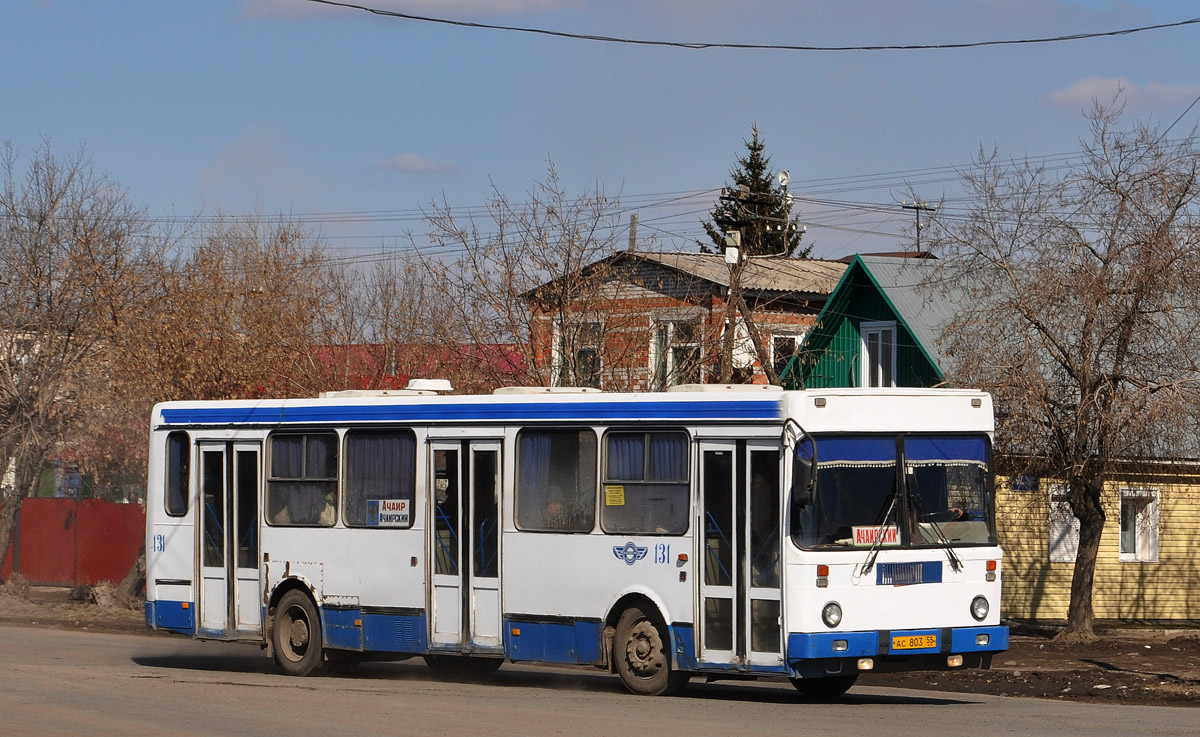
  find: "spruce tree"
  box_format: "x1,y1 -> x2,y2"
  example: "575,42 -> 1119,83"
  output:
701,125 -> 809,258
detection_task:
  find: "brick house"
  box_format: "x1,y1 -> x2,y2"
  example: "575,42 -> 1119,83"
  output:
525,252 -> 846,390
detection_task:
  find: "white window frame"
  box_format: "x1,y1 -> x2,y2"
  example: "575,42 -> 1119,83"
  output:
1118,487 -> 1159,563
770,330 -> 808,377
1047,485 -> 1079,563
860,321 -> 897,388
652,318 -> 702,389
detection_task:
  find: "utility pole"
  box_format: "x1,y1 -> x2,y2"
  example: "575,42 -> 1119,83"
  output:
713,176 -> 791,385
901,200 -> 938,252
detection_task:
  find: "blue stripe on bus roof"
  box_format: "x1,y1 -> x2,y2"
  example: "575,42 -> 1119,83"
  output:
158,399 -> 781,426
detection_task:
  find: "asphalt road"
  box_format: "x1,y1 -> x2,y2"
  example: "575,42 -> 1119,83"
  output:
2,624 -> 1198,737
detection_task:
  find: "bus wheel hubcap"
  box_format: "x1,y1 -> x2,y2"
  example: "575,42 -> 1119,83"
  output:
625,621 -> 664,677
288,616 -> 309,650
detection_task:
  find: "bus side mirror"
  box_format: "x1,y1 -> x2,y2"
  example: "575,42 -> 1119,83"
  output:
792,456 -> 814,507
792,438 -> 815,508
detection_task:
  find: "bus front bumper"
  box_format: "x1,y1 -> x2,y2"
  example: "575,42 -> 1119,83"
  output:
786,625 -> 1008,678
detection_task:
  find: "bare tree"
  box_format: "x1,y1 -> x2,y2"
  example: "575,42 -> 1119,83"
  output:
419,164 -> 647,391
928,100 -> 1200,638
122,214 -> 336,403
0,140 -> 165,574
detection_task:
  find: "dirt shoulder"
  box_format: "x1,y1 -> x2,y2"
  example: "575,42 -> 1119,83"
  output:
0,581 -> 147,635
2,582 -> 1197,706
864,628 -> 1200,706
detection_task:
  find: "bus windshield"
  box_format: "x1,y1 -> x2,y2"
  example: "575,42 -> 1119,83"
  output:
791,434 -> 995,550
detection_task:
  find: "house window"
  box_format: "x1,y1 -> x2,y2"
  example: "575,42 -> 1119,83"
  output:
771,331 -> 807,380
1047,485 -> 1079,563
860,321 -> 896,387
653,319 -> 701,389
555,321 -> 602,388
1119,488 -> 1158,563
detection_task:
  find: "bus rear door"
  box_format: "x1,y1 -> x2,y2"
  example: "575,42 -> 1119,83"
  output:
197,441 -> 261,639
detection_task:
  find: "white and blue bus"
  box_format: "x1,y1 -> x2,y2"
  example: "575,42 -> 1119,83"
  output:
144,382 -> 1008,697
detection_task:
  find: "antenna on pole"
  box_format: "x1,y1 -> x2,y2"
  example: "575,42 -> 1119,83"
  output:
901,200 -> 938,251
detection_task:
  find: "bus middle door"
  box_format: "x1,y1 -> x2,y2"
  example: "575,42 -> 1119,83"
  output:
428,441 -> 503,654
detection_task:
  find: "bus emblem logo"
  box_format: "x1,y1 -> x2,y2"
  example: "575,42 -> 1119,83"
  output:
613,542 -> 649,566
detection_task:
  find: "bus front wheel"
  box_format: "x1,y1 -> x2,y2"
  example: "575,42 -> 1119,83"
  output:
272,590 -> 327,677
613,605 -> 688,696
789,674 -> 858,699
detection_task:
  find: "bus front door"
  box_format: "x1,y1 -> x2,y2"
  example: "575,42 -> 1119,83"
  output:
698,441 -> 783,670
428,441 -> 503,654
197,441 -> 261,639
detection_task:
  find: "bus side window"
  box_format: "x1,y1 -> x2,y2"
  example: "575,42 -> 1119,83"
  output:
600,430 -> 689,535
343,429 -> 417,528
267,432 -> 338,527
165,431 -> 190,517
514,428 -> 597,533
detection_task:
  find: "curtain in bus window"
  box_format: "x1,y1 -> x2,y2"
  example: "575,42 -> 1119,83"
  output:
606,434 -> 645,479
518,432 -> 552,488
306,434 -> 337,478
344,430 -> 416,528
272,435 -> 303,478
793,436 -> 897,549
904,435 -> 994,545
648,433 -> 687,480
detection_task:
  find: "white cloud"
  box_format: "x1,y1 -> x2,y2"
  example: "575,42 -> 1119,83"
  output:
1046,76 -> 1200,111
241,0 -> 576,20
376,153 -> 460,175
196,124 -> 321,206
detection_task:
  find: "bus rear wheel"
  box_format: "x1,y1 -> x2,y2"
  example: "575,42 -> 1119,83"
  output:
789,674 -> 858,699
614,605 -> 688,696
272,590 -> 326,677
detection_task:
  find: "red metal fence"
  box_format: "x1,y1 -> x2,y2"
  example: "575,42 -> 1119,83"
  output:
1,498 -> 145,587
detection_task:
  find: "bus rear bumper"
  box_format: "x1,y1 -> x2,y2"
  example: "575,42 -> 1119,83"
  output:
786,625 -> 1008,678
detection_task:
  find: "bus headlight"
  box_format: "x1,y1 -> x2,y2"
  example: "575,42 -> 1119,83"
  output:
822,601 -> 843,628
970,595 -> 989,621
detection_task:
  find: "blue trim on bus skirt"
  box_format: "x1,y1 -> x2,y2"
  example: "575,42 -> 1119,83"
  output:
321,606 -> 429,654
504,617 -> 605,665
146,599 -> 195,635
159,399 -> 780,426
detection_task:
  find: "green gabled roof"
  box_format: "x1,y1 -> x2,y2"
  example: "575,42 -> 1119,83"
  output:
800,254 -> 964,383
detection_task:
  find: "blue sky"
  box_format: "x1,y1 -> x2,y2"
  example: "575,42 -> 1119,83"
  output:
4,1 -> 1199,260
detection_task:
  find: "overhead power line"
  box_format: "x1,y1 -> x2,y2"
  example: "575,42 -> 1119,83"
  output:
303,1 -> 1200,52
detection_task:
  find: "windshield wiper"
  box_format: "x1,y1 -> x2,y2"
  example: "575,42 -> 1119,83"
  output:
858,491 -> 897,577
907,474 -> 963,573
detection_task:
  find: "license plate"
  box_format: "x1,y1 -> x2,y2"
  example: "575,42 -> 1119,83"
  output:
891,634 -> 937,650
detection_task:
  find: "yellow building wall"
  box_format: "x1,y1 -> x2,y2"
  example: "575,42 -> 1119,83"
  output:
996,471 -> 1200,622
